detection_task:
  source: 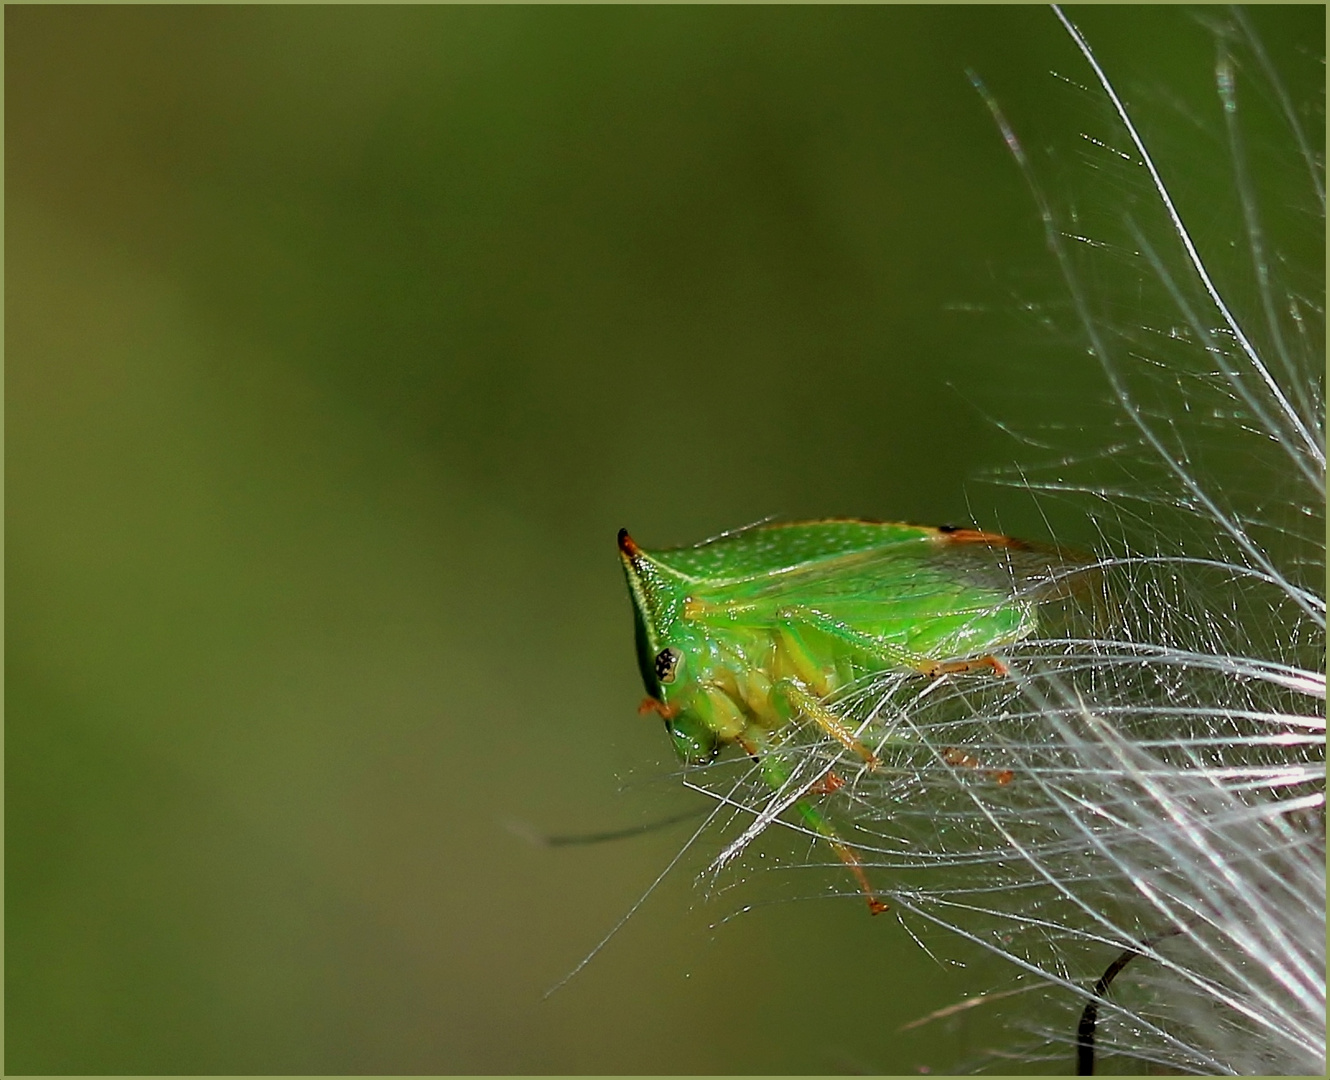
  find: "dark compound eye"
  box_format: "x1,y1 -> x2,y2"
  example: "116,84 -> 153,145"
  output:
654,646 -> 683,684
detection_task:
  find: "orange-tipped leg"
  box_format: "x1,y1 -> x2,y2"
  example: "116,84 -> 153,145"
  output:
925,654 -> 1010,678
638,697 -> 680,720
795,796 -> 889,915
828,838 -> 890,914
807,769 -> 846,796
777,681 -> 881,770
942,746 -> 1015,785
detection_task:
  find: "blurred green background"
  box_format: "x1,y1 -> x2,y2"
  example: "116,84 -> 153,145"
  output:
7,6 -> 1321,1074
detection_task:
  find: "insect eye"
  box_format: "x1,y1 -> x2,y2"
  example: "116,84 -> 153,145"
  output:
654,647 -> 683,684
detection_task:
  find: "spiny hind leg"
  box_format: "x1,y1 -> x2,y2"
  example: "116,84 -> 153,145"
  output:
736,730 -> 887,914
795,797 -> 889,914
767,669 -> 881,771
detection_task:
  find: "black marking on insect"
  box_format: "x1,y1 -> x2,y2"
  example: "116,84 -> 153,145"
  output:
654,646 -> 683,684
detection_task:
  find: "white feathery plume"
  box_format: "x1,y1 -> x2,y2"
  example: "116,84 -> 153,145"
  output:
684,8 -> 1324,1073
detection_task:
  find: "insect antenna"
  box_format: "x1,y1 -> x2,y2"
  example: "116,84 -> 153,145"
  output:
505,807 -> 706,848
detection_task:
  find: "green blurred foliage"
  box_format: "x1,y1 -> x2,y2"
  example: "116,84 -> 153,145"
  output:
6,5 -> 1321,1073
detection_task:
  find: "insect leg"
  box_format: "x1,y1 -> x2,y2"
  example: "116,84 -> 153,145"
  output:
736,727 -> 888,915
925,654 -> 1010,677
638,697 -> 679,719
768,623 -> 880,767
794,798 -> 889,915
770,676 -> 881,770
778,607 -> 1017,777
806,769 -> 845,795
941,746 -> 1015,785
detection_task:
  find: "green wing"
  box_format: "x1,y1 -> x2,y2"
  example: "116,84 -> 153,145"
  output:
688,527 -> 1092,660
